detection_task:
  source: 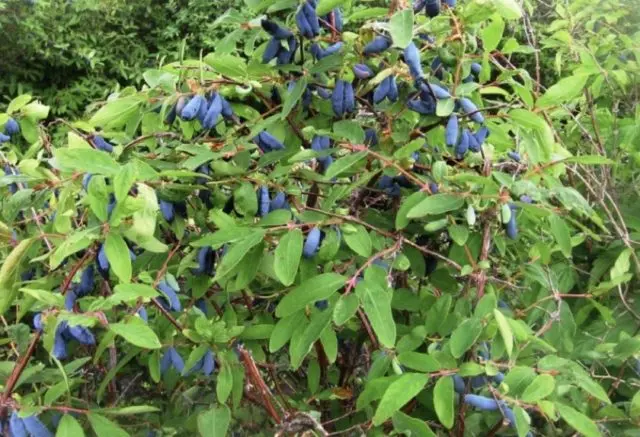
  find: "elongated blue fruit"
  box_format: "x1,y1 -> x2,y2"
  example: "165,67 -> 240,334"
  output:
93,135 -> 113,152
202,350 -> 215,376
471,62 -> 482,75
10,412 -> 28,437
277,36 -> 297,65
444,0 -> 456,6
193,247 -> 215,276
53,324 -> 68,359
25,416 -> 54,437
263,37 -> 281,63
311,135 -> 330,151
364,128 -> 378,146
159,200 -> 175,222
463,394 -> 500,411
407,98 -> 435,114
258,185 -> 270,217
256,131 -> 285,152
422,82 -> 450,99
202,93 -> 223,129
4,164 -> 19,194
455,129 -> 470,159
520,195 -> 533,204
445,115 -> 458,146
425,0 -> 441,17
158,280 -> 181,311
404,42 -> 424,80
332,80 -> 345,116
343,81 -> 355,113
303,227 -> 322,258
160,349 -> 172,374
318,155 -> 333,173
505,209 -> 518,239
170,347 -> 185,373
413,0 -> 427,11
459,97 -> 484,123
197,96 -> 209,125
220,95 -> 234,118
303,2 -> 320,36
468,131 -> 481,152
296,5 -> 313,38
431,57 -> 444,79
77,265 -> 94,296
475,126 -> 489,145
363,36 -> 391,55
97,244 -> 110,278
67,325 -> 95,345
388,76 -> 399,102
315,86 -> 331,99
261,20 -> 293,39
508,151 -> 521,162
322,8 -> 343,32
0,132 -> 11,143
429,182 -> 439,193
453,374 -> 466,393
313,42 -> 343,59
107,193 -> 116,218
373,76 -> 391,104
493,372 -> 505,384
65,289 -> 77,310
175,96 -> 188,116
137,307 -> 148,322
4,117 -> 20,135
181,95 -> 206,121
270,192 -> 288,211
353,63 -> 374,79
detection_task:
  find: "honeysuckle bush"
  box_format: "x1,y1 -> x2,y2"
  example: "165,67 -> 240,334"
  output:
1,0 -> 639,436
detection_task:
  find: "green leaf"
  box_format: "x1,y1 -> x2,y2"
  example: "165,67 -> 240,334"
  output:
408,194 -> 464,218
90,96 -> 143,128
109,318 -> 161,349
333,293 -> 359,326
281,77 -> 308,120
275,273 -> 346,318
436,98 -> 455,117
109,283 -> 159,304
105,234 -> 132,283
0,238 -> 36,316
433,376 -> 455,429
373,373 -> 428,425
274,229 -> 303,286
214,230 -> 266,281
54,148 -> 119,176
521,374 -> 555,402
8,94 -> 32,114
397,192 -> 427,230
316,0 -> 346,15
88,413 -> 130,437
509,109 -> 547,131
514,406 -> 531,437
396,352 -> 440,372
56,414 -> 85,437
113,163 -> 137,203
342,224 -> 372,257
197,405 -> 231,437
389,8 -> 414,49
333,120 -> 365,144
269,312 -> 305,352
481,15 -> 505,52
548,215 -> 572,258
324,151 -> 367,180
449,318 -> 482,358
217,354 -> 234,403
357,279 -> 396,348
203,54 -> 247,78
491,0 -> 522,19
536,74 -> 590,108
494,309 -> 514,357
392,411 -> 437,437
631,391 -> 640,419
100,406 -> 161,415
556,403 -> 602,437
290,309 -> 333,369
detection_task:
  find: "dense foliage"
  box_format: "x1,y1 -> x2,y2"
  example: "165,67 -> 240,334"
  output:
0,0 -> 242,116
1,0 -> 639,436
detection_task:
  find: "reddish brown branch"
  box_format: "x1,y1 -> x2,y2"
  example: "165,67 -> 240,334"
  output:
237,345 -> 282,424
